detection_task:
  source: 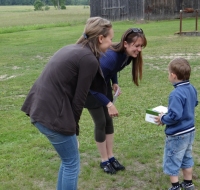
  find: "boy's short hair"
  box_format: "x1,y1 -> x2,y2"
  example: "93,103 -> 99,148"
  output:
168,58 -> 191,80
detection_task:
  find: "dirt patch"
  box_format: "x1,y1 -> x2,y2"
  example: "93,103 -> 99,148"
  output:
0,74 -> 17,81
146,53 -> 200,60
12,66 -> 20,70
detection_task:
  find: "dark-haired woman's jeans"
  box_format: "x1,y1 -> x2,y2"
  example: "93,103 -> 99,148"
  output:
34,122 -> 80,190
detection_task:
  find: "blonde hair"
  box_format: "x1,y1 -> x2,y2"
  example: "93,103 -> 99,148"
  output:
168,58 -> 191,80
76,17 -> 112,58
111,28 -> 147,86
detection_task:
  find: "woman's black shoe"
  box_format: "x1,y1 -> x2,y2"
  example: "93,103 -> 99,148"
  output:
100,162 -> 116,174
110,159 -> 125,171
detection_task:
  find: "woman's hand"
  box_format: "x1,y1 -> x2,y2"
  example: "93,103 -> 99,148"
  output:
112,84 -> 121,96
106,102 -> 119,118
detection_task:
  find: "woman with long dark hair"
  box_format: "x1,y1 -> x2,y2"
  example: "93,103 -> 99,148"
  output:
85,28 -> 147,174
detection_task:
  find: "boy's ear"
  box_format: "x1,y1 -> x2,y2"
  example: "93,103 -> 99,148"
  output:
171,73 -> 177,79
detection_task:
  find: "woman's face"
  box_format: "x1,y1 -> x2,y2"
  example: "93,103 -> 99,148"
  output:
99,28 -> 114,53
124,37 -> 143,57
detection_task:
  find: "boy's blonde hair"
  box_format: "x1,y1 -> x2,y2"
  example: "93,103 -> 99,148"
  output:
168,58 -> 191,80
76,17 -> 112,58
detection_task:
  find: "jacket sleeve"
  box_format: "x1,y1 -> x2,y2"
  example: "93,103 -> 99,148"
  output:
71,54 -> 99,135
161,95 -> 183,125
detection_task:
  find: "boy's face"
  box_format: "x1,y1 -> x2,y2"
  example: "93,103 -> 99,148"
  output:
168,70 -> 177,84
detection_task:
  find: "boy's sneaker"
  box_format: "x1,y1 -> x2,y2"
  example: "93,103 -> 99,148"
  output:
180,182 -> 195,190
109,159 -> 125,171
100,162 -> 116,174
168,186 -> 181,190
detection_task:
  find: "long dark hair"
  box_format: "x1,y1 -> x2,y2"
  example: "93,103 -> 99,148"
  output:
111,28 -> 147,86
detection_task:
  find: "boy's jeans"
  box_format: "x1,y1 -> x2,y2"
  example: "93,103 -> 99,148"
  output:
34,122 -> 80,190
163,131 -> 195,176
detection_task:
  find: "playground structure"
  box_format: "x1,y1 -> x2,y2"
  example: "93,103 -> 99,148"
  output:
175,8 -> 200,36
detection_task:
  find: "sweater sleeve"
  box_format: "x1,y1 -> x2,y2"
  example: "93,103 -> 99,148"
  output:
100,51 -> 117,83
111,73 -> 118,84
90,90 -> 110,105
161,95 -> 183,125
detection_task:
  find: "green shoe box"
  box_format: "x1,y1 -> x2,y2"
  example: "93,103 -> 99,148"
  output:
145,105 -> 168,124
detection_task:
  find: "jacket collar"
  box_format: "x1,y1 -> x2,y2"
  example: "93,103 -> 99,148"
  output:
173,80 -> 190,88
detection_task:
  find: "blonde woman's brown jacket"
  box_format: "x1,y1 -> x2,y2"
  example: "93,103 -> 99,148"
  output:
21,44 -> 106,136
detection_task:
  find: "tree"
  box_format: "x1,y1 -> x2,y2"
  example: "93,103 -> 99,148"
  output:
34,0 -> 44,10
66,0 -> 72,5
51,0 -> 65,9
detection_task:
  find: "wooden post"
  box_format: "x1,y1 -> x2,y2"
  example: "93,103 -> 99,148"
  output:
195,10 -> 198,31
180,10 -> 183,35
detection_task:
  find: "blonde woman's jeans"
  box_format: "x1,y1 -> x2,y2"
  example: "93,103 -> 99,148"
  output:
34,122 -> 80,190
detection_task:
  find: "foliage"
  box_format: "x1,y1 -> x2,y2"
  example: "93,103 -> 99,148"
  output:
61,4 -> 66,9
0,5 -> 200,190
51,0 -> 59,8
44,5 -> 50,10
51,0 -> 64,9
34,0 -> 44,10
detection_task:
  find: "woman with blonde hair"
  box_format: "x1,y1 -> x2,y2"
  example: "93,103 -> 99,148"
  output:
21,17 -> 114,190
85,28 -> 147,174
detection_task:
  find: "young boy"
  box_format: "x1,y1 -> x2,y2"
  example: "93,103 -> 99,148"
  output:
155,58 -> 198,190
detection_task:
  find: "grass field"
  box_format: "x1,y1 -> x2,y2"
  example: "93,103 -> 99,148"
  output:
0,5 -> 200,190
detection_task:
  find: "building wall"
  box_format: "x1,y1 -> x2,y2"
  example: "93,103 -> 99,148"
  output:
144,0 -> 178,20
90,0 -> 102,17
90,0 -> 200,21
90,0 -> 129,21
101,0 -> 127,21
129,0 -> 144,20
144,0 -> 200,20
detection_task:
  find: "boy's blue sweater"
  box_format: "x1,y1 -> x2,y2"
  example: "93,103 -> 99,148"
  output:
161,81 -> 198,136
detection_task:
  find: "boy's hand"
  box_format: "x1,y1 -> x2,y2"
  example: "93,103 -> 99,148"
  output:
154,113 -> 164,126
